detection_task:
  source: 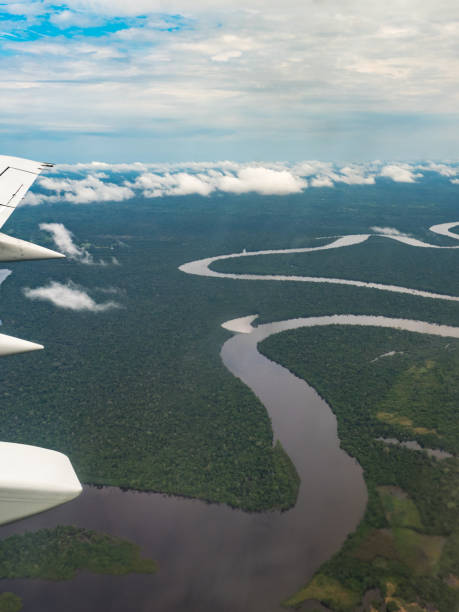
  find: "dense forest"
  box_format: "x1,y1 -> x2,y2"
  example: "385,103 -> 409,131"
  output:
261,326 -> 459,611
0,174 -> 458,607
0,526 -> 157,610
0,526 -> 157,581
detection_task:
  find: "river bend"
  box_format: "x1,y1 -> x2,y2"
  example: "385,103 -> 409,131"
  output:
1,222 -> 459,610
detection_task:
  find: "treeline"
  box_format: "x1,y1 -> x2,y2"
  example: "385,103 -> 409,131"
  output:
0,525 -> 157,581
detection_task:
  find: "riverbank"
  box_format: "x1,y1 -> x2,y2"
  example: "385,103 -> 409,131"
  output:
261,325 -> 459,611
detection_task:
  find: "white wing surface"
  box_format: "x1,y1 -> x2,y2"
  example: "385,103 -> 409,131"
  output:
0,155 -> 53,229
0,442 -> 82,525
0,155 -> 63,262
0,155 -> 63,357
0,156 -> 82,523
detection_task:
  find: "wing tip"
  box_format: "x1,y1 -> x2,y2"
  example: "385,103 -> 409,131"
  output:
0,334 -> 44,357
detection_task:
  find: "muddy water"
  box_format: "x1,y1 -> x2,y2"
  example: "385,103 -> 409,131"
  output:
0,320 -> 368,612
2,312 -> 459,610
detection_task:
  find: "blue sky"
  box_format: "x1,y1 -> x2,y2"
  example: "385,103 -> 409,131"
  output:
1,1 -> 459,163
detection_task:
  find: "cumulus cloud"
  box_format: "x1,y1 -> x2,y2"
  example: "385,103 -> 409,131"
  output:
336,166 -> 375,185
18,160 -> 459,207
370,226 -> 410,236
24,175 -> 135,205
39,222 -> 118,266
23,281 -> 121,311
40,223 -> 86,259
132,172 -> 214,197
215,167 -> 307,195
310,176 -> 334,188
129,165 -> 307,197
379,164 -> 422,183
417,162 -> 459,177
290,161 -> 376,188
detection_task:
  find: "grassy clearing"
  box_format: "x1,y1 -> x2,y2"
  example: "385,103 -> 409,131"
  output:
282,574 -> 359,611
376,412 -> 437,437
393,528 -> 445,575
378,486 -> 423,529
354,528 -> 398,562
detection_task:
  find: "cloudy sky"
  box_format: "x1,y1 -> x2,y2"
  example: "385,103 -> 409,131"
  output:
2,1 -> 459,162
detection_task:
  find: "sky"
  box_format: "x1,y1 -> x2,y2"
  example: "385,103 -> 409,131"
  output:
1,1 -> 459,162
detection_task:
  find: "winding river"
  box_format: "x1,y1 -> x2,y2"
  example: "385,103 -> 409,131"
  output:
1,222 -> 459,611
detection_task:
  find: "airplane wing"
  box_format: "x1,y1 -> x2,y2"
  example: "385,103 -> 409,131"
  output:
0,155 -> 63,355
0,155 -> 82,525
0,155 -> 53,229
0,442 -> 82,525
0,156 -> 64,262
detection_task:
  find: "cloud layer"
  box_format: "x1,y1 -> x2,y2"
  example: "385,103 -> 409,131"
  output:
23,281 -> 121,311
31,176 -> 134,205
19,160 -> 459,204
2,2 -> 459,160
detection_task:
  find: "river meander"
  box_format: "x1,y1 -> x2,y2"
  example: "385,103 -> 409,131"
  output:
0,316 -> 367,611
2,222 -> 459,610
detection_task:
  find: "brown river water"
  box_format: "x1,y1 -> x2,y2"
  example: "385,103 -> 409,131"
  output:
0,318 -> 368,612
4,312 -> 459,611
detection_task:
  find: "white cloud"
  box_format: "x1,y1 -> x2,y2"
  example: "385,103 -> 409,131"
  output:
178,34 -> 257,62
23,281 -> 121,311
24,175 -> 135,205
18,160 -> 459,206
417,162 -> 459,177
128,171 -> 211,197
39,222 -> 120,266
215,167 -> 307,195
336,166 -> 375,185
379,164 -> 421,183
39,223 -> 84,258
370,226 -> 410,236
6,1 -> 459,162
49,9 -> 102,28
292,161 -> 333,177
290,161 -> 376,188
21,191 -> 45,206
310,176 -> 334,188
129,165 -> 307,197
